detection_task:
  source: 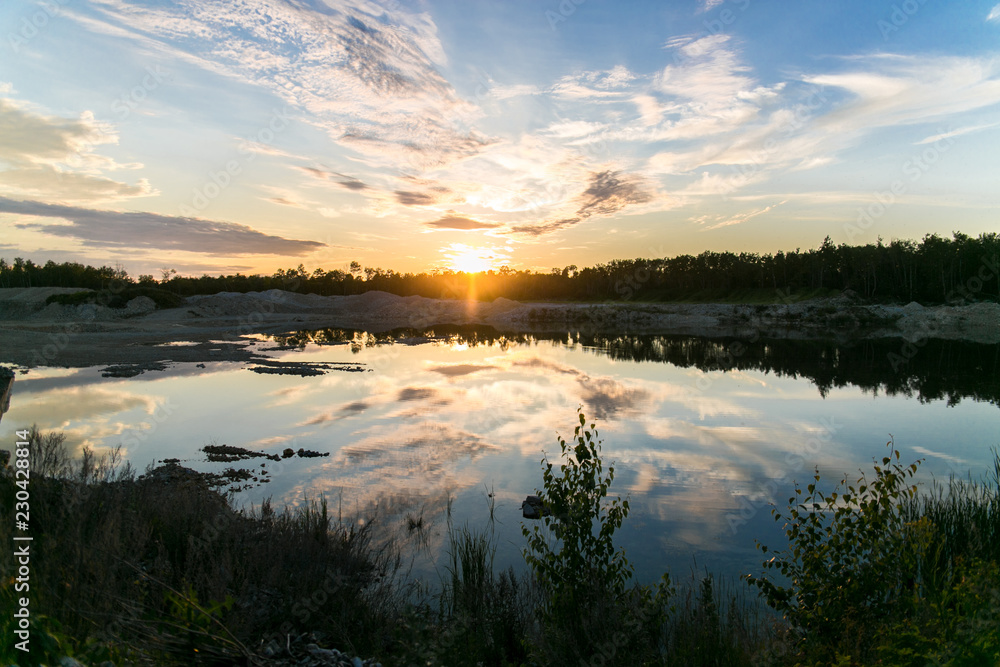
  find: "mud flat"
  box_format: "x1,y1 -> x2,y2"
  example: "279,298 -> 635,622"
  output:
0,287 -> 997,368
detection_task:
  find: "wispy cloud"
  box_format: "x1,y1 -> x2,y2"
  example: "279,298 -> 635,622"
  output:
988,4 -> 1000,22
298,167 -> 369,191
425,215 -> 499,230
509,169 -> 654,237
0,197 -> 323,255
915,122 -> 1000,145
695,200 -> 787,231
575,170 -> 654,218
74,0 -> 491,173
394,190 -> 440,206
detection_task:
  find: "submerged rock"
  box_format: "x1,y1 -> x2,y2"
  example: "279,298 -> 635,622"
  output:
100,361 -> 168,378
522,494 -> 552,520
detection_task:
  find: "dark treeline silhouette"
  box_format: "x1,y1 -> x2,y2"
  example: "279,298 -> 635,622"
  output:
267,325 -> 1000,408
2,232 -> 998,304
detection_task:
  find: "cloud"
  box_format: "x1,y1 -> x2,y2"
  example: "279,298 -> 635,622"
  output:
575,170 -> 653,218
490,83 -> 542,100
915,122 -> 1000,145
266,196 -> 303,208
424,215 -> 498,230
301,399 -> 370,426
696,200 -> 787,231
579,376 -> 651,420
805,55 -> 1000,133
298,166 -> 369,191
508,169 -> 654,237
0,99 -> 151,202
550,66 -> 637,99
397,387 -> 438,401
394,190 -> 438,206
542,119 -> 607,139
74,0 -> 491,170
657,35 -> 755,106
427,363 -> 497,377
988,4 -> 1000,22
509,217 -> 580,237
0,197 -> 324,255
338,421 -> 497,472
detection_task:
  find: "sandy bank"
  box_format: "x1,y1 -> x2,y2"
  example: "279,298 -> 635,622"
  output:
0,287 -> 997,368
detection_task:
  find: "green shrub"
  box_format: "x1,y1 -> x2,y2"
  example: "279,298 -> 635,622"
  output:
522,409 -> 670,663
746,439 -> 923,659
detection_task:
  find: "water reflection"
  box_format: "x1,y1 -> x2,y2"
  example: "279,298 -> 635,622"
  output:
2,326 -> 997,585
269,326 -> 1000,407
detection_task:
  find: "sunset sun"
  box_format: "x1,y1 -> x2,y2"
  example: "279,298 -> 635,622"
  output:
443,244 -> 506,274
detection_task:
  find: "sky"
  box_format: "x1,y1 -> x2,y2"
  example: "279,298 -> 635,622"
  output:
1,0 -> 999,277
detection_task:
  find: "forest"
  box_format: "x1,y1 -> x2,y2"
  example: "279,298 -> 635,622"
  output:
1,232 -> 997,305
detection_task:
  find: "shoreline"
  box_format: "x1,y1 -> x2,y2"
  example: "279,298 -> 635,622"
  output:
0,287 -> 998,369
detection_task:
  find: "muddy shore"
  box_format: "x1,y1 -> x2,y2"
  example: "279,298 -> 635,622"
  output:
0,287 -> 997,369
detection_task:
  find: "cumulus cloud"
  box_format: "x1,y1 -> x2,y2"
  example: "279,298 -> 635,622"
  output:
0,99 -> 151,202
0,197 -> 324,255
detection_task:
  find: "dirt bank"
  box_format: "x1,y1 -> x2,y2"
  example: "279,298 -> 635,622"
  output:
0,287 -> 997,368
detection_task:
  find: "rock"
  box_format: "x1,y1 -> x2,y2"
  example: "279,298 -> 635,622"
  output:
522,494 -> 552,520
100,361 -> 168,378
123,295 -> 156,317
282,448 -> 295,458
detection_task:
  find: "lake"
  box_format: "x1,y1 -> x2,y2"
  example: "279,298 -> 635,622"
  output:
3,326 -> 998,585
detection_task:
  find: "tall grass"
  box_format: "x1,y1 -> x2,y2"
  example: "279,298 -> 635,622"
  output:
902,449 -> 1000,567
0,426 -> 404,665
3,424 -> 998,665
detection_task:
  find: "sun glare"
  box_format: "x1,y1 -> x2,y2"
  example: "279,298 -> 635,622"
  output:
443,244 -> 507,273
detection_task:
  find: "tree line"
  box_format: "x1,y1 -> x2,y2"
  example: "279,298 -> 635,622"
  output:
1,232 -> 997,304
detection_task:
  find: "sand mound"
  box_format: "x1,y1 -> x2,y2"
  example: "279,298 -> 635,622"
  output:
0,287 -> 92,319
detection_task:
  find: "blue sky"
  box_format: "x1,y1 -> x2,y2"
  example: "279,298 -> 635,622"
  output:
1,0 -> 999,276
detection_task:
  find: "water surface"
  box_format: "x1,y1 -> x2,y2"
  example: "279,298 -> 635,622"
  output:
3,327 -> 998,584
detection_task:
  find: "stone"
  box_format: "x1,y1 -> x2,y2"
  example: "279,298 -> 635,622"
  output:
124,295 -> 156,316
522,494 -> 552,519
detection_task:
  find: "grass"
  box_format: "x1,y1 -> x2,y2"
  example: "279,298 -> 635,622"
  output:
1,424 -> 998,666
0,426 -> 403,666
